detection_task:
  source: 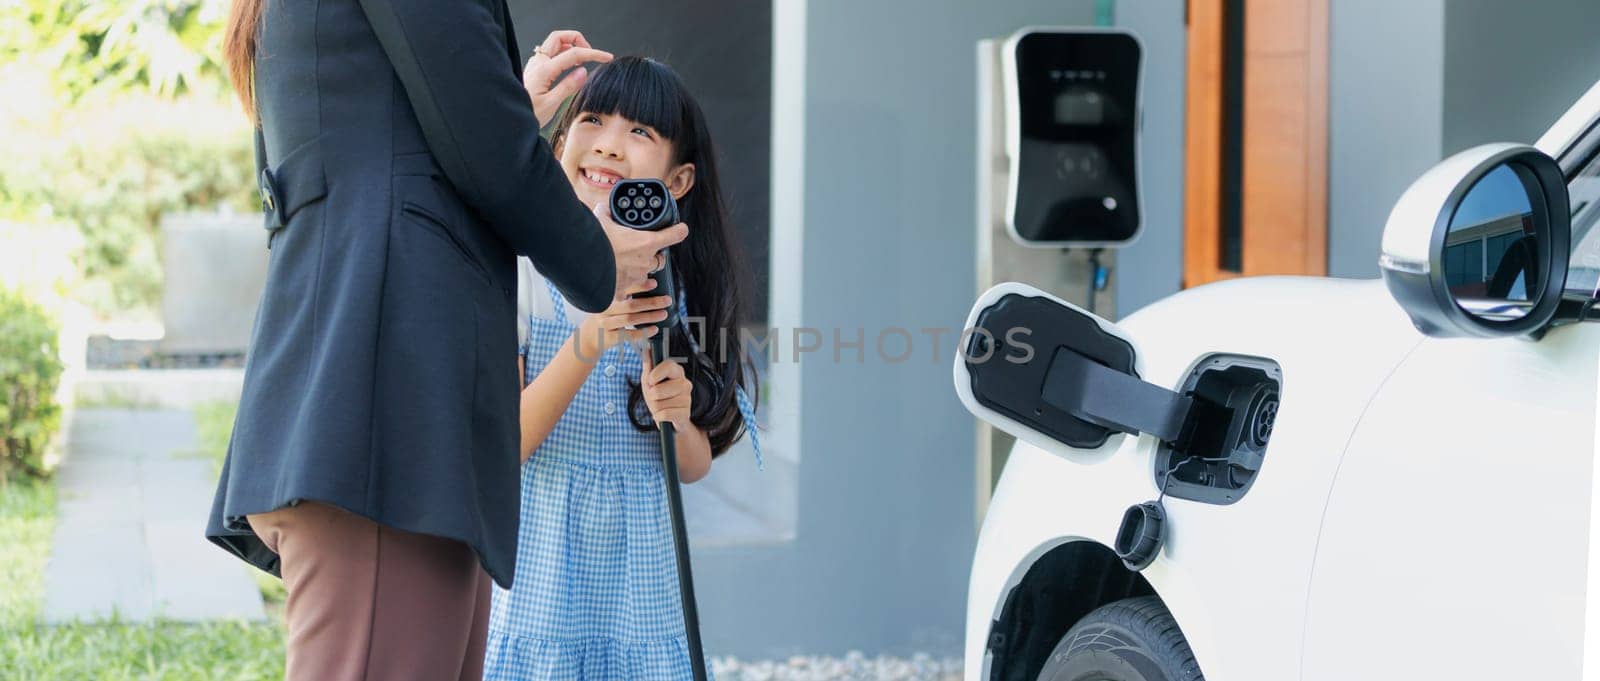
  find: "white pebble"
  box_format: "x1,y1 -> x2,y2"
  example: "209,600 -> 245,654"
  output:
712,653 -> 962,681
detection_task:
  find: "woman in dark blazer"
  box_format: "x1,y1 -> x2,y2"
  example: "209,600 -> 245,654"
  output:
206,1 -> 685,678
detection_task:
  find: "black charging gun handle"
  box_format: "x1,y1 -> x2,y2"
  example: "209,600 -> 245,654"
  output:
635,252 -> 678,329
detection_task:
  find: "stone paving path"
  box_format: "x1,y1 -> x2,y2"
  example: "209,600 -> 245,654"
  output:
41,408 -> 265,624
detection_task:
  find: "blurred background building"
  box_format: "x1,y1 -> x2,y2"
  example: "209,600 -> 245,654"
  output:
3,0 -> 1599,676
514,0 -> 1600,661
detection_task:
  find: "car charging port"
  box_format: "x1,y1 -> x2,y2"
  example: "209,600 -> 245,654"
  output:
1155,354 -> 1283,505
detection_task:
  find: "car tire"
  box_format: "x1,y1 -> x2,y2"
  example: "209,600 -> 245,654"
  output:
1035,596 -> 1204,681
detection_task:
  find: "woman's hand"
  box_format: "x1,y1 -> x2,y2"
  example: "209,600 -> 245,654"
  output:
596,201 -> 688,296
642,353 -> 693,430
573,280 -> 670,362
524,30 -> 614,128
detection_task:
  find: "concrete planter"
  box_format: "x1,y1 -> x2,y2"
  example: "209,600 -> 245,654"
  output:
159,212 -> 268,356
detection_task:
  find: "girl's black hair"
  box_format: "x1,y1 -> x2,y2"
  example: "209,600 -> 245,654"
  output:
551,56 -> 759,457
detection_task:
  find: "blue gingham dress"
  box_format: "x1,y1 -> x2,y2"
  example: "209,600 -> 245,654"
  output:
484,264 -> 760,680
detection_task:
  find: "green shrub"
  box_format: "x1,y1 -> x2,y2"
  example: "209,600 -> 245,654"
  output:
0,287 -> 63,478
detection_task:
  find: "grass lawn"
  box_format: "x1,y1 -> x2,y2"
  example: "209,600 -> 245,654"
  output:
0,404 -> 286,679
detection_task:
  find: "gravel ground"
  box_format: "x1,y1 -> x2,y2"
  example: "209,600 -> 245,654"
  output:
711,652 -> 962,681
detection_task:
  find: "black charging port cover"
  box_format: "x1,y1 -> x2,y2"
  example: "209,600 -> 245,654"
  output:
965,293 -> 1139,449
1114,501 -> 1165,571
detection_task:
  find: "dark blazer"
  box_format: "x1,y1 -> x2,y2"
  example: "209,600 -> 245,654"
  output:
206,0 -> 616,588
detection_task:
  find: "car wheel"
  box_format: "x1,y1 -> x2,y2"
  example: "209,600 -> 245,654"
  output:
1035,596 -> 1204,681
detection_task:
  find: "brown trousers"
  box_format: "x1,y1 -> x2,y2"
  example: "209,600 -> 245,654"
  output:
248,502 -> 491,681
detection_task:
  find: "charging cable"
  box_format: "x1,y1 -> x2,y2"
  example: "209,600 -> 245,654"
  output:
1157,455 -> 1229,504
1075,247 -> 1112,315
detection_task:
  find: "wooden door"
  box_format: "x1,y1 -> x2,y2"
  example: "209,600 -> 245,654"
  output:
1184,0 -> 1328,286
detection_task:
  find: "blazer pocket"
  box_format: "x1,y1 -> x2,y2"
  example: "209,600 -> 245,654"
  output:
400,202 -> 492,287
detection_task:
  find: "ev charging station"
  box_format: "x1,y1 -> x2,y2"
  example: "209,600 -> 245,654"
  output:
974,27 -> 1144,507
1003,29 -> 1143,248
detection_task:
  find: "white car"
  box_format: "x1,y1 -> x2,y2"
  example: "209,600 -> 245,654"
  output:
953,79 -> 1600,681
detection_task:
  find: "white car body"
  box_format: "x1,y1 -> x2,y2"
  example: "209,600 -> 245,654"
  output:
962,81 -> 1600,680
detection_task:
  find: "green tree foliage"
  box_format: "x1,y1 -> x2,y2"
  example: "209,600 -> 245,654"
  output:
0,0 -> 232,101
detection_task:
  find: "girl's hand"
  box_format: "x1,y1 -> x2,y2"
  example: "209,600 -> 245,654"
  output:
642,353 -> 693,429
573,279 -> 670,362
525,30 -> 614,127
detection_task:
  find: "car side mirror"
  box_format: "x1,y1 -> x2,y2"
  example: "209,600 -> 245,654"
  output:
1379,143 -> 1570,338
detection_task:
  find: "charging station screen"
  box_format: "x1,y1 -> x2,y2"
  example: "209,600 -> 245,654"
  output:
1054,88 -> 1105,126
1013,31 -> 1140,245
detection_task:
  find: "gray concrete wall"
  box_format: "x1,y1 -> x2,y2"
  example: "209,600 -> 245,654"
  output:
691,0 -> 1108,659
1114,0 -> 1453,304
1111,0 -> 1188,317
1441,0 -> 1600,155
1325,0 -> 1600,279
1326,0 -> 1446,279
1099,0 -> 1459,287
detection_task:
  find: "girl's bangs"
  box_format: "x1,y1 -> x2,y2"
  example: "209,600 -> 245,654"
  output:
571,58 -> 687,141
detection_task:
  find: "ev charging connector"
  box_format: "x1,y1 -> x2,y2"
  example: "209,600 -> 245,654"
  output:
608,179 -> 706,681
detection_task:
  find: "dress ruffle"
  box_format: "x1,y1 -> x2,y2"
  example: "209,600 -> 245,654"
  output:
482,629 -> 713,681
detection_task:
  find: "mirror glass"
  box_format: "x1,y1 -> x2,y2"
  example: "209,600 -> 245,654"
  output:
1442,163 -> 1542,321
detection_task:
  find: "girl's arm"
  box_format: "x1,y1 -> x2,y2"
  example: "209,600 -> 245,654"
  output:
517,282 -> 672,463
516,333 -> 595,462
641,353 -> 713,483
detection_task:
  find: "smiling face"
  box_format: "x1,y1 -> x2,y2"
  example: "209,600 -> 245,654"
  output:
556,111 -> 696,211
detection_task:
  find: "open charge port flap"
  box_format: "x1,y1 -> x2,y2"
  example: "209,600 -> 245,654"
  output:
1156,355 -> 1283,505
964,293 -> 1141,450
961,291 -> 1281,506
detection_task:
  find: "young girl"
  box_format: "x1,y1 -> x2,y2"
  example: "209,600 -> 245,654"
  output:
483,57 -> 761,680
